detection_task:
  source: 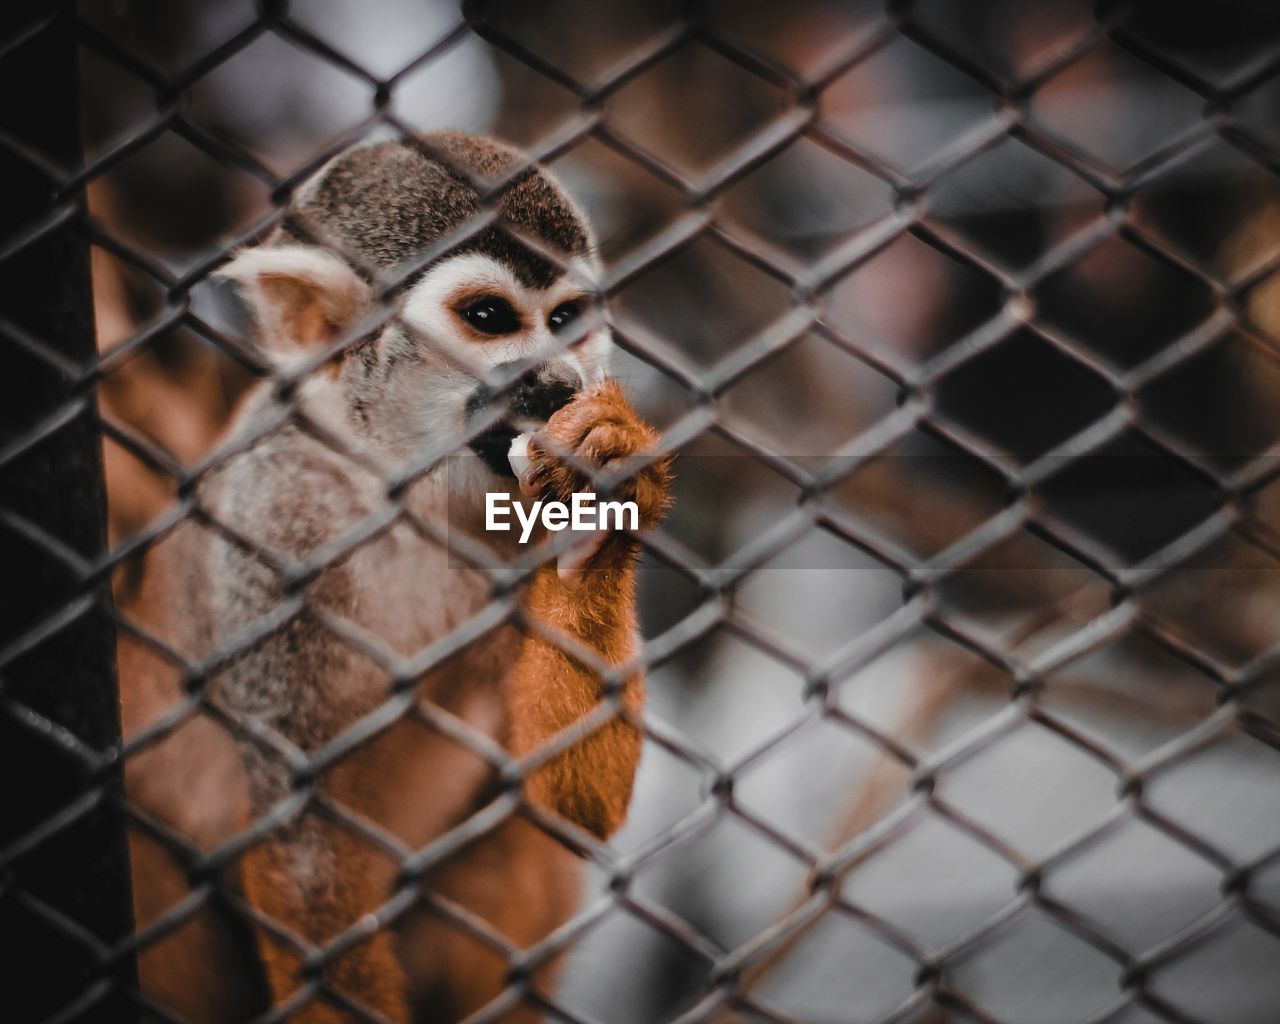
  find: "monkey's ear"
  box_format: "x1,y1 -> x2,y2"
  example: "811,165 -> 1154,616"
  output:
218,245 -> 370,353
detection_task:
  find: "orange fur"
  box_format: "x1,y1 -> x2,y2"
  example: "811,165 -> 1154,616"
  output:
239,820 -> 409,1022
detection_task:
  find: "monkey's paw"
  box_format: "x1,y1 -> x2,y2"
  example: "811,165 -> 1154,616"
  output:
522,380 -> 672,534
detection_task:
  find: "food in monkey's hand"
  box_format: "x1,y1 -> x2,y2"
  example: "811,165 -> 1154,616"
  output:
509,430 -> 533,486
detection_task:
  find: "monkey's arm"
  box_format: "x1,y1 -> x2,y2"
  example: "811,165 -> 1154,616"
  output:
505,382 -> 671,840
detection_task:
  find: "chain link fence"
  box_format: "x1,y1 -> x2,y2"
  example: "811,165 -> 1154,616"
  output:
5,0 -> 1280,1021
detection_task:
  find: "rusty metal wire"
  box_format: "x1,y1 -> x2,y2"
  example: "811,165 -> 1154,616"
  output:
4,0 -> 1280,1022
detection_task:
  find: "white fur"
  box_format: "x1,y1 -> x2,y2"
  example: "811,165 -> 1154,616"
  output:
219,245 -> 370,360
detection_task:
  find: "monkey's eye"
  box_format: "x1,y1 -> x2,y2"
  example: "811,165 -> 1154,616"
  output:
459,297 -> 520,336
548,301 -> 581,334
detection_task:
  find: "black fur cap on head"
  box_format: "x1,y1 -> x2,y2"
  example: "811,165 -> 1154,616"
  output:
277,131 -> 592,290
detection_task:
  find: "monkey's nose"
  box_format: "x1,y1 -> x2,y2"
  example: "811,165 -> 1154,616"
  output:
510,369 -> 579,424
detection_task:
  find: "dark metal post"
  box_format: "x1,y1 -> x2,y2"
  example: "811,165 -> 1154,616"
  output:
0,2 -> 138,1021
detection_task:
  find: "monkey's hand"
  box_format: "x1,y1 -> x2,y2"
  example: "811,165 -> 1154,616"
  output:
522,379 -> 671,530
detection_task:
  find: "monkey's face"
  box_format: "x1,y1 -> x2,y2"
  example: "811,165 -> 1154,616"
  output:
221,135 -> 610,492
370,251 -> 613,482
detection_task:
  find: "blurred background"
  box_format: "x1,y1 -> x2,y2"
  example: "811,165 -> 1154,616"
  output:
79,0 -> 1280,1020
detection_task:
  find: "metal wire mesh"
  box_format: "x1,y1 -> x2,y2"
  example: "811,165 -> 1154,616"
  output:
5,0 -> 1280,1021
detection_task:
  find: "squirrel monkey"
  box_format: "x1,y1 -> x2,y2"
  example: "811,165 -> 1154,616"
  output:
119,132 -> 671,1022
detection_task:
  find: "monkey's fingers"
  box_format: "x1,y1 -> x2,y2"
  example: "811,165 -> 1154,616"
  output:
522,432 -> 639,505
522,382 -> 673,533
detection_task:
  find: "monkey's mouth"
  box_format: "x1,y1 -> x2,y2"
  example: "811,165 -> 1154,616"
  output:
468,423 -> 521,479
464,377 -> 577,479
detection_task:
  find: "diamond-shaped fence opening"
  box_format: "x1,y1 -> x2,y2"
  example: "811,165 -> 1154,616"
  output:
1027,35 -> 1208,176
714,136 -> 896,266
924,133 -> 1108,273
1041,814 -> 1224,952
825,228 -> 1009,370
946,905 -> 1125,1024
5,1 -> 1280,1023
